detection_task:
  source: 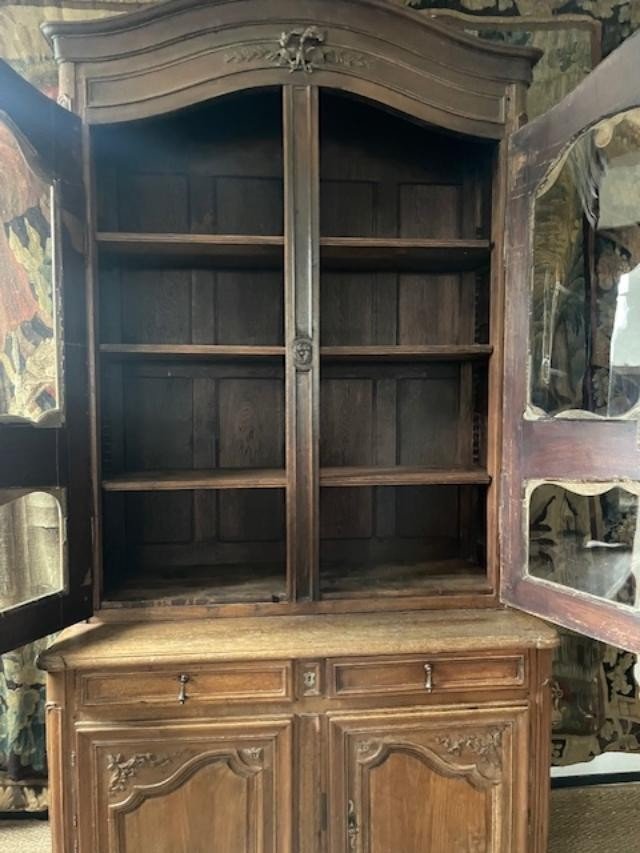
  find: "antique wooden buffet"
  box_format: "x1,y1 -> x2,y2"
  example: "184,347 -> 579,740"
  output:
2,1 -> 640,850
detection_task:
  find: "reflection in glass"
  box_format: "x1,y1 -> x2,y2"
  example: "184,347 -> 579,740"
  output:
0,118 -> 60,425
528,482 -> 640,607
531,109 -> 640,418
0,490 -> 65,610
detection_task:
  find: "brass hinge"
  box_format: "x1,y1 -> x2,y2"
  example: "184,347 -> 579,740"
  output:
73,814 -> 78,829
70,750 -> 76,768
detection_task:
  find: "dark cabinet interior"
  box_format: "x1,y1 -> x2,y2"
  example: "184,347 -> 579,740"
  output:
90,87 -> 497,610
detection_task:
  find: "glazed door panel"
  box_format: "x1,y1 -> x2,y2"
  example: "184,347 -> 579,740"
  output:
75,717 -> 293,853
501,28 -> 640,651
0,60 -> 92,652
328,706 -> 528,853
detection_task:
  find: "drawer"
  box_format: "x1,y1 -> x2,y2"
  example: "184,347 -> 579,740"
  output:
328,654 -> 525,697
78,661 -> 292,708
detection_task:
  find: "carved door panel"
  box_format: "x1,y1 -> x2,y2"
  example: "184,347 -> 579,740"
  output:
328,706 -> 528,853
75,717 -> 293,853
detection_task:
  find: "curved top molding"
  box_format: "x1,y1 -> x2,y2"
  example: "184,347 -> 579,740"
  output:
42,0 -> 538,135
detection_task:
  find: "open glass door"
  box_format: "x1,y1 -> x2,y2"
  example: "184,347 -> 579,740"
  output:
0,61 -> 92,653
502,31 -> 640,651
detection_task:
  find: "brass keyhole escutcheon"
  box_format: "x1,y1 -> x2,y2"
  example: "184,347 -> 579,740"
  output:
177,673 -> 190,704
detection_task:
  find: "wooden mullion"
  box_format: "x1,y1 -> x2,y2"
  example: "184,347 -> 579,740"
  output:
284,85 -> 320,602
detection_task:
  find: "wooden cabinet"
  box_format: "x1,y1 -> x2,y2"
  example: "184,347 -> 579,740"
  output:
3,0 -> 640,850
42,610 -> 556,853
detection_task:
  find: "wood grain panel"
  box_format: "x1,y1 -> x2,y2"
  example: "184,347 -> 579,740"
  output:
398,273 -> 476,346
367,751 -> 488,852
399,183 -> 462,238
320,379 -> 374,466
121,267 -> 192,344
320,91 -> 491,239
123,376 -> 193,471
117,173 -> 189,232
215,270 -> 283,346
398,376 -> 460,468
218,379 -> 285,469
320,272 -> 396,346
94,89 -> 283,236
219,489 -> 285,543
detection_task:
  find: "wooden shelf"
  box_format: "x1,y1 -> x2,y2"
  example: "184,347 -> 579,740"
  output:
100,344 -> 285,360
96,232 -> 284,269
96,233 -> 489,272
320,466 -> 491,487
320,237 -> 491,272
321,345 -> 492,362
321,559 -> 489,598
103,469 -> 287,492
104,564 -> 287,608
103,467 -> 488,491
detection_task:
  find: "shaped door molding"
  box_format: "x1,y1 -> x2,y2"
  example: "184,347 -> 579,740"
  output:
329,707 -> 528,853
76,718 -> 293,853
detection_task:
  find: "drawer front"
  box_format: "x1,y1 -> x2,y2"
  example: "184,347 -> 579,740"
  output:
79,661 -> 292,708
329,654 -> 525,697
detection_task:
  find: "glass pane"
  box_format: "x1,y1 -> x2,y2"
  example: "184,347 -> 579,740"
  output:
0,490 -> 65,610
530,108 -> 640,419
0,118 -> 61,425
528,482 -> 640,606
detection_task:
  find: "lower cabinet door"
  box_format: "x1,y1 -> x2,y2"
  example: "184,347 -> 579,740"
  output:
328,706 -> 529,853
75,717 -> 293,853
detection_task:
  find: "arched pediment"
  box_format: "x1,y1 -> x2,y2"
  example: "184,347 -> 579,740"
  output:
42,0 -> 537,136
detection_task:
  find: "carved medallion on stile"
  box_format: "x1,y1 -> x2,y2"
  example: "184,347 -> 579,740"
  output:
293,336 -> 313,371
225,28 -> 370,73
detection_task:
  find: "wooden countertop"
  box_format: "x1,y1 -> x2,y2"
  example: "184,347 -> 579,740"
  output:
39,609 -> 558,671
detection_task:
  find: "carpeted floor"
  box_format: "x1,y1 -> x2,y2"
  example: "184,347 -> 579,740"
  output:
1,783 -> 639,851
549,782 -> 640,853
0,819 -> 49,852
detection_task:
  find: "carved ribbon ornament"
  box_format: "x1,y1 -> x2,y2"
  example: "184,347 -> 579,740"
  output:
225,28 -> 370,73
